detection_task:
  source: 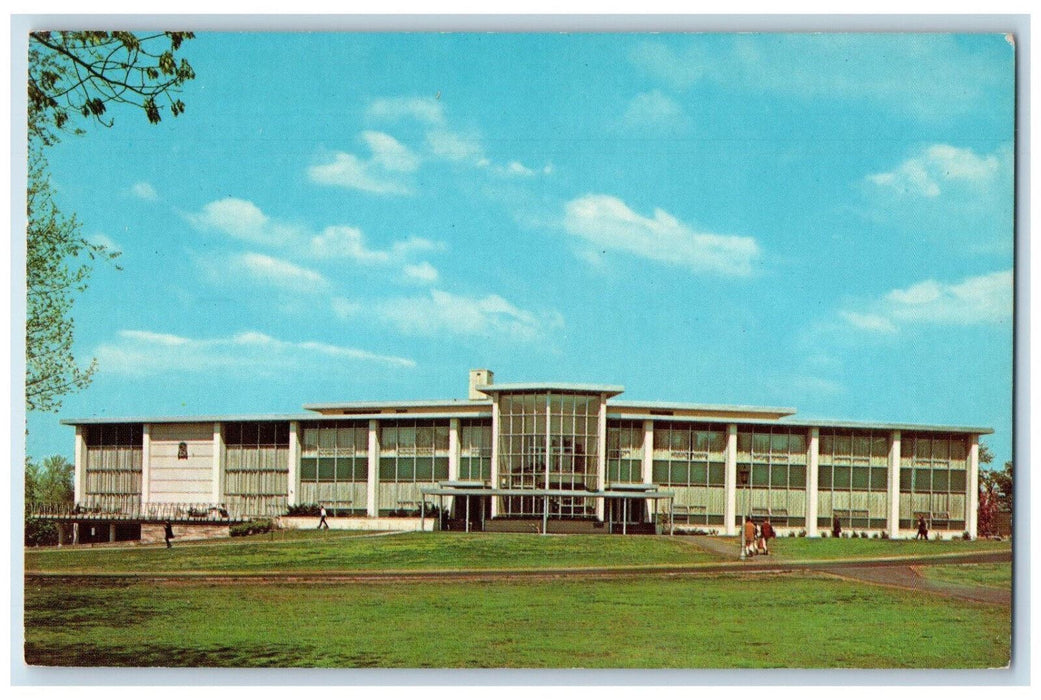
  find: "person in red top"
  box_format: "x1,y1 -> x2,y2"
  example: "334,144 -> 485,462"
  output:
760,518 -> 775,555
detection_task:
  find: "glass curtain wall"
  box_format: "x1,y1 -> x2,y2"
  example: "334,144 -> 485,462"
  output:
299,421 -> 368,514
736,426 -> 807,527
83,424 -> 143,512
607,420 -> 644,484
899,432 -> 968,531
817,429 -> 889,530
497,392 -> 600,518
650,422 -> 726,525
378,420 -> 450,515
222,422 -> 290,517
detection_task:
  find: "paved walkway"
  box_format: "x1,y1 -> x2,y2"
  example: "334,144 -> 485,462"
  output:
688,535 -> 1011,605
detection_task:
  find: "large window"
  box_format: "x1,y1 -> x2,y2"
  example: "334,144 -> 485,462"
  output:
650,422 -> 726,526
817,429 -> 888,529
736,426 -> 807,526
898,432 -> 968,530
299,422 -> 368,484
379,420 -> 450,483
83,424 -> 143,511
459,419 -> 492,481
497,391 -> 600,518
223,421 -> 290,516
607,420 -> 644,484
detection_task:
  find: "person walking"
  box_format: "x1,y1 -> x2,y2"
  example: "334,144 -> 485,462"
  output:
318,504 -> 329,530
164,521 -> 175,549
761,518 -> 775,555
743,516 -> 757,557
916,514 -> 929,540
832,514 -> 842,538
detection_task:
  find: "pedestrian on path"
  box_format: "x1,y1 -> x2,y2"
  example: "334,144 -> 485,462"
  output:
164,521 -> 175,549
832,514 -> 842,538
916,514 -> 929,540
743,516 -> 757,557
318,504 -> 329,530
761,518 -> 775,555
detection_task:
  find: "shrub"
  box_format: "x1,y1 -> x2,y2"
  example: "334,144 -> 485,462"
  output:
230,519 -> 274,537
962,530 -> 972,540
287,504 -> 320,517
798,529 -> 807,537
881,531 -> 889,539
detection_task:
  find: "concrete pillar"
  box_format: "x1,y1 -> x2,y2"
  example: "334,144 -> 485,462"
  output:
888,431 -> 901,539
968,435 -> 980,539
448,418 -> 460,515
367,420 -> 379,517
73,426 -> 86,505
212,422 -> 222,505
596,395 -> 608,521
109,523 -> 116,542
72,522 -> 80,545
807,427 -> 820,537
141,424 -> 151,506
490,396 -> 500,518
56,522 -> 65,547
286,421 -> 299,508
642,420 -> 654,523
724,424 -> 738,535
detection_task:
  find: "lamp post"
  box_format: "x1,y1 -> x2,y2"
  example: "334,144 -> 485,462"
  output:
738,467 -> 750,560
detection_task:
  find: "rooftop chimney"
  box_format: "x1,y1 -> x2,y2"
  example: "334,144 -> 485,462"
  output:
468,369 -> 494,400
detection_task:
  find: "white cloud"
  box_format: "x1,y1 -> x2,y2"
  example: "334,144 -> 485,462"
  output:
130,182 -> 159,201
866,144 -> 1001,198
187,197 -> 305,246
839,311 -> 898,334
842,270 -> 1012,332
95,329 -> 415,376
367,96 -> 445,125
426,129 -> 485,164
309,226 -> 441,265
369,289 -> 562,342
620,90 -> 684,129
403,261 -> 439,283
308,131 -> 419,195
231,252 -> 329,293
563,194 -> 760,276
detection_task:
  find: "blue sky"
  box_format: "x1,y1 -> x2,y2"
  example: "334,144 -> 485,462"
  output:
26,32 -> 1015,467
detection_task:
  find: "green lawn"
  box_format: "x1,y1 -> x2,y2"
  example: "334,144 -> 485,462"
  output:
25,532 -> 721,574
918,562 -> 1013,590
742,535 -> 1012,561
23,572 -> 1010,668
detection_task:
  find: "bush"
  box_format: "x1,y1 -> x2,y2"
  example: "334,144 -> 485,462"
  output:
230,519 -> 274,537
286,504 -> 321,517
798,529 -> 807,537
963,530 -> 972,540
881,531 -> 889,539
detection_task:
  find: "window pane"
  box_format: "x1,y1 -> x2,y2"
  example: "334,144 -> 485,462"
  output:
789,464 -> 806,488
789,433 -> 806,455
949,470 -> 966,492
835,434 -> 852,456
318,458 -> 335,482
818,465 -> 832,488
753,433 -> 770,454
913,468 -> 931,491
869,467 -> 887,490
771,432 -> 789,453
752,463 -> 769,486
851,466 -> 870,490
770,465 -> 788,488
708,462 -> 725,486
415,457 -> 433,481
900,468 -> 912,490
833,466 -> 851,489
689,463 -> 707,484
853,435 -> 871,457
300,457 -> 317,480
932,469 -> 949,491
652,461 -> 669,483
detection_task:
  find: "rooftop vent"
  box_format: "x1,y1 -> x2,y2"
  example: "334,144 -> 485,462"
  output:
468,368 -> 494,400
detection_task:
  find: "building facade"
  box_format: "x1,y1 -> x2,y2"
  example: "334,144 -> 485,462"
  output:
52,369 -> 988,542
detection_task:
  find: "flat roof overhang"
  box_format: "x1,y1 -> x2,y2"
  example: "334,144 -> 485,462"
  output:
476,382 -> 625,398
609,400 -> 796,419
61,410 -> 494,426
606,413 -> 993,435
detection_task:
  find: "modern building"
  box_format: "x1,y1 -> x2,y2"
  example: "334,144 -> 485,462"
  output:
44,369 -> 989,543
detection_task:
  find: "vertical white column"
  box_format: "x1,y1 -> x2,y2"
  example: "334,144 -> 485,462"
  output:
367,419 -> 379,517
212,422 -> 222,505
642,420 -> 654,523
968,435 -> 980,540
490,396 -> 500,518
287,421 -> 299,508
73,425 -> 86,505
596,395 -> 607,521
141,424 -> 151,506
807,428 -> 820,537
724,423 -> 738,535
448,418 -> 460,516
888,430 -> 901,539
